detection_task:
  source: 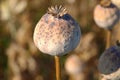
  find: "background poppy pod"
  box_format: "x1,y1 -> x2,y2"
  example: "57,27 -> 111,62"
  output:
33,5 -> 81,56
65,54 -> 84,75
98,41 -> 120,75
94,3 -> 119,30
111,0 -> 120,8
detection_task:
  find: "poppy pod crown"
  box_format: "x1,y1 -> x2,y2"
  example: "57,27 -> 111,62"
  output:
47,5 -> 67,17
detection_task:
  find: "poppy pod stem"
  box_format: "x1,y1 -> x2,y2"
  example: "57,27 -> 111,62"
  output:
54,56 -> 61,80
106,30 -> 111,49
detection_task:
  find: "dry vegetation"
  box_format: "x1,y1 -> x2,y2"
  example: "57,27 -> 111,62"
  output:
0,0 -> 120,80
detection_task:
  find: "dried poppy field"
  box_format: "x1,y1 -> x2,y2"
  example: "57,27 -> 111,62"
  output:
0,0 -> 120,80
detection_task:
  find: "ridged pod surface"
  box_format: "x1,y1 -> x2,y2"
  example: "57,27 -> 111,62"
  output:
33,5 -> 81,56
94,3 -> 119,30
98,42 -> 120,76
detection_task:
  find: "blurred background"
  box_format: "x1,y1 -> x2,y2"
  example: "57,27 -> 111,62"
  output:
0,0 -> 120,80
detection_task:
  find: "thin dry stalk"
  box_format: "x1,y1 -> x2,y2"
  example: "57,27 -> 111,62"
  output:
54,56 -> 61,80
106,30 -> 111,49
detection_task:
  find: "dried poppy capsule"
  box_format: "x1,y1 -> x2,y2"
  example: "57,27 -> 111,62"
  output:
65,55 -> 85,80
94,0 -> 119,30
98,40 -> 120,79
33,5 -> 81,56
65,55 -> 84,75
111,0 -> 120,8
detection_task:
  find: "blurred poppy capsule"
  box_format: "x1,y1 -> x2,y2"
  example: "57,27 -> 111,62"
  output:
94,0 -> 119,30
33,5 -> 81,56
65,54 -> 84,75
98,40 -> 120,76
111,0 -> 120,8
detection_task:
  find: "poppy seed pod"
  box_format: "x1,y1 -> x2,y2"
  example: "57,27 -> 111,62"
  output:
94,2 -> 119,30
65,55 -> 84,75
33,5 -> 81,56
98,40 -> 120,79
111,0 -> 120,8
